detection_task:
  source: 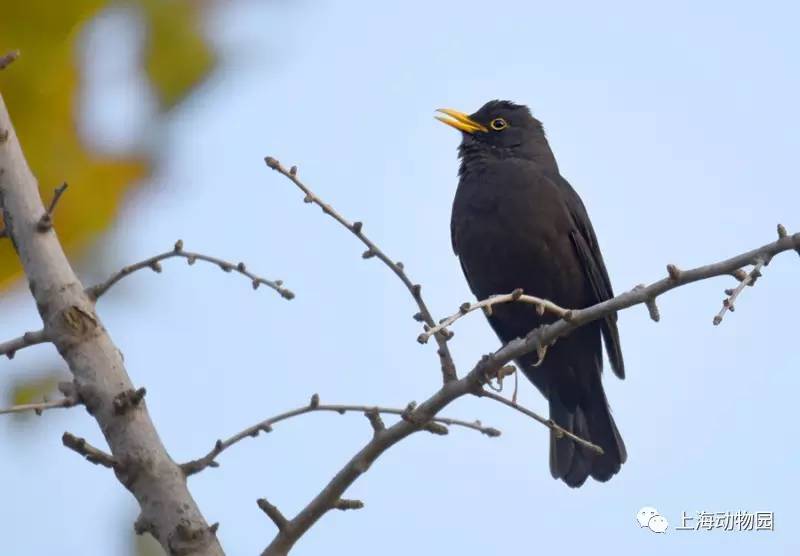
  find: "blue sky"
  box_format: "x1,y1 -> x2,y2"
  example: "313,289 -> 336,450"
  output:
1,1 -> 798,554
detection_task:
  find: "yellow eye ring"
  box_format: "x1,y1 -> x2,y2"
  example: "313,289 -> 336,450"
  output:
490,118 -> 508,131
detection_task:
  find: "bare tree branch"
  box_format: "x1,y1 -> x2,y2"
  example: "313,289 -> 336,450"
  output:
777,223 -> 800,256
418,287 -> 572,344
36,182 -> 68,232
713,257 -> 765,325
332,499 -> 364,511
62,432 -> 117,469
181,396 -> 501,476
0,381 -> 82,417
0,92 -> 224,555
260,367 -> 498,555
86,239 -> 294,301
633,284 -> 661,322
0,328 -> 49,359
478,389 -> 601,454
363,407 -> 386,435
257,498 -> 289,532
264,157 -> 457,383
0,396 -> 78,416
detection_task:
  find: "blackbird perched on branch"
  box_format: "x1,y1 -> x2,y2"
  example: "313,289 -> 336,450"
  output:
438,100 -> 626,487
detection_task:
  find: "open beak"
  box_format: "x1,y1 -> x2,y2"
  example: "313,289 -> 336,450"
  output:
435,108 -> 488,134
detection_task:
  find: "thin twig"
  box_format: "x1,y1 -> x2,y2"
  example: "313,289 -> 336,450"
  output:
0,50 -> 19,70
86,240 -> 294,300
265,157 -> 457,383
0,329 -> 49,359
181,397 -> 500,476
0,396 -> 78,416
713,258 -> 765,325
777,223 -> 800,256
633,284 -> 660,322
364,408 -> 386,435
37,182 -> 68,232
332,499 -> 364,511
478,390 -> 602,454
257,499 -> 288,532
62,432 -> 117,469
418,288 -> 572,344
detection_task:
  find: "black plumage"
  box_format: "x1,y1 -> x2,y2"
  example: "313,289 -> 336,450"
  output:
439,100 -> 626,487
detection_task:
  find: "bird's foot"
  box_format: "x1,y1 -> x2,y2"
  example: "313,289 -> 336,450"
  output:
531,344 -> 549,367
486,364 -> 517,394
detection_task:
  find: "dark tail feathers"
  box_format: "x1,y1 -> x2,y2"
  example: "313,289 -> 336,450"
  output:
548,391 -> 626,488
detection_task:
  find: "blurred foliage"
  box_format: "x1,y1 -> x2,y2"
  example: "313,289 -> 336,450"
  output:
6,373 -> 60,420
0,0 -> 217,290
140,0 -> 215,109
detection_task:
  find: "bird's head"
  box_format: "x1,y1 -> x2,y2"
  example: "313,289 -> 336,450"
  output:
436,100 -> 556,170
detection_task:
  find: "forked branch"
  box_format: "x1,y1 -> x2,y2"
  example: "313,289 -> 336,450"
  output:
87,239 -> 294,300
0,329 -> 49,359
265,157 -> 457,383
182,395 -> 501,476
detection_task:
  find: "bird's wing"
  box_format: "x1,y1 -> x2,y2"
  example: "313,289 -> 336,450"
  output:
450,214 -> 481,296
450,207 -> 460,255
559,178 -> 625,379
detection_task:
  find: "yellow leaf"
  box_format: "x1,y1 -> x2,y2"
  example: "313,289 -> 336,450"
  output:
0,0 -> 217,290
8,374 -> 60,407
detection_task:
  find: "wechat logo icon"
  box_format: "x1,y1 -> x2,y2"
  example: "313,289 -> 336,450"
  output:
637,506 -> 669,533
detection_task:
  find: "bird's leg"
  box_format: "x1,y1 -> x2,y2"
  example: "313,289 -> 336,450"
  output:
531,344 -> 549,367
485,364 -> 516,393
511,365 -> 519,405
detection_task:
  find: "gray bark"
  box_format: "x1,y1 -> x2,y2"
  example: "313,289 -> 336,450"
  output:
0,92 -> 224,555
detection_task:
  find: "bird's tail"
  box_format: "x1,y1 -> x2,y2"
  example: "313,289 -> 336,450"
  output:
548,383 -> 626,488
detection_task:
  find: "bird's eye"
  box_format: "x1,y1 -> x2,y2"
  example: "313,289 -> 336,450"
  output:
490,118 -> 508,131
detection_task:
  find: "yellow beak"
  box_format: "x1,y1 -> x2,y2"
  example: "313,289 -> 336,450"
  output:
435,108 -> 488,134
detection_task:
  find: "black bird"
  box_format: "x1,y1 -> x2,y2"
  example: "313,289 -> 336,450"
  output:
437,100 -> 626,487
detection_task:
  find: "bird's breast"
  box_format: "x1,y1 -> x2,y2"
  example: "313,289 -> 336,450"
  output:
451,161 -> 589,308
